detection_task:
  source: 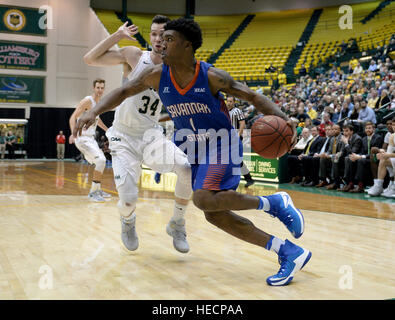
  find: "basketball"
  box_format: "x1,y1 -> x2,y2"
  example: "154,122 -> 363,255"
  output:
251,116 -> 293,159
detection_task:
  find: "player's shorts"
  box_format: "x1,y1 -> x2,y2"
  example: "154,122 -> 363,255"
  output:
191,139 -> 243,191
106,126 -> 189,190
75,135 -> 104,165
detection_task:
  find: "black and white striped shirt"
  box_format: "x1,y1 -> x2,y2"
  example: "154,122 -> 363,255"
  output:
228,107 -> 245,129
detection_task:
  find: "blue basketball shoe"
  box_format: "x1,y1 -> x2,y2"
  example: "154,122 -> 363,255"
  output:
265,192 -> 305,238
266,239 -> 312,286
154,173 -> 161,184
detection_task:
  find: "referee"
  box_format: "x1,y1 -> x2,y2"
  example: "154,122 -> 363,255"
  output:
226,96 -> 255,188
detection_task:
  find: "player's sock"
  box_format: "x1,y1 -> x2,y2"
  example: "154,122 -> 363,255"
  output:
90,181 -> 101,193
256,196 -> 270,211
172,202 -> 187,222
265,235 -> 285,254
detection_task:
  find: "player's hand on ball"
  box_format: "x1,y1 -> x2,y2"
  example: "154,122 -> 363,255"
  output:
73,110 -> 96,137
117,22 -> 138,41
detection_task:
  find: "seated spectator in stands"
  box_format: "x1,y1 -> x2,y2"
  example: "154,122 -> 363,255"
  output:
304,117 -> 313,129
318,112 -> 333,137
306,102 -> 317,120
367,89 -> 379,109
299,64 -> 307,77
318,124 -> 345,190
338,124 -> 363,191
375,89 -> 391,110
353,62 -> 363,75
288,127 -> 312,183
331,103 -> 341,124
367,124 -> 395,197
298,126 -> 325,186
296,104 -> 310,124
349,57 -> 358,73
368,60 -> 378,72
314,125 -> 334,187
339,101 -> 352,121
357,100 -> 377,124
349,102 -> 361,120
256,85 -> 263,94
346,122 -> 384,193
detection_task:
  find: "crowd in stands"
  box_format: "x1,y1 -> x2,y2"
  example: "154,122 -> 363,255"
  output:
234,35 -> 395,198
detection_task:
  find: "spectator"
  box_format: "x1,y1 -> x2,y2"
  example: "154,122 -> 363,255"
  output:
299,64 -> 307,77
299,126 -> 325,186
375,89 -> 391,110
288,127 -> 312,184
56,130 -> 66,160
367,89 -> 379,109
368,60 -> 378,72
0,131 -> 5,159
5,131 -> 16,159
318,124 -> 345,190
358,100 -> 377,124
347,122 -> 384,193
318,112 -> 333,137
353,62 -> 363,75
296,104 -> 310,124
338,124 -> 363,191
349,102 -> 361,120
306,102 -> 317,120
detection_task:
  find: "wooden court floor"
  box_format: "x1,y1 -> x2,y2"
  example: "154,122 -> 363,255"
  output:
0,160 -> 394,300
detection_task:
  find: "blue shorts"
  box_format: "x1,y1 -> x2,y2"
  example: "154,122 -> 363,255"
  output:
191,139 -> 242,191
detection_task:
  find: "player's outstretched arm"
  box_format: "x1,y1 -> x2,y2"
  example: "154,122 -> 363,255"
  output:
83,22 -> 139,66
73,65 -> 162,137
208,67 -> 297,149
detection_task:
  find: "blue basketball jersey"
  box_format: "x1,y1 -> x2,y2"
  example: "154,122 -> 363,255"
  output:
159,61 -> 242,191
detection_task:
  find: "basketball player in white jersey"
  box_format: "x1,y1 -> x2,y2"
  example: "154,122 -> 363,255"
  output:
83,15 -> 192,253
369,120 -> 395,197
69,79 -> 112,202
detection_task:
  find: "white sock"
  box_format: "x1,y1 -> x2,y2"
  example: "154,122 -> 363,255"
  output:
257,196 -> 270,211
90,181 -> 101,193
266,236 -> 285,254
172,202 -> 187,222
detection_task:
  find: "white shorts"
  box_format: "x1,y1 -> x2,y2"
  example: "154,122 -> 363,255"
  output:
106,126 -> 189,190
75,135 -> 104,165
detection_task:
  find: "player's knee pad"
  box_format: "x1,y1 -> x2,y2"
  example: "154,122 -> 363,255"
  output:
94,154 -> 106,173
174,161 -> 193,200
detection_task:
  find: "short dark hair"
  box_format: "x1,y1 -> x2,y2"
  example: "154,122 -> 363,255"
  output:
164,18 -> 202,52
93,78 -> 105,87
152,15 -> 170,25
343,124 -> 354,131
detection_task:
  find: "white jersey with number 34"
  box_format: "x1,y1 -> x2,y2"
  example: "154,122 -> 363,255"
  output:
113,51 -> 163,136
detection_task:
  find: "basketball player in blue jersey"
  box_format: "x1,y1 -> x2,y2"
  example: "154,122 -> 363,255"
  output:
75,18 -> 312,286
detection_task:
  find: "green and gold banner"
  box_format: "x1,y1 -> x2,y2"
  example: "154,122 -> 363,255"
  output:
0,75 -> 45,103
243,153 -> 279,182
0,41 -> 46,70
0,5 -> 47,36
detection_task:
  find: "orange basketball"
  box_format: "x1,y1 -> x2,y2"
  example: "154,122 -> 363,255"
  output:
251,116 -> 293,159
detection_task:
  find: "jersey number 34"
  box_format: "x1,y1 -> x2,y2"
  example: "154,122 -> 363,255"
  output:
139,96 -> 159,116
